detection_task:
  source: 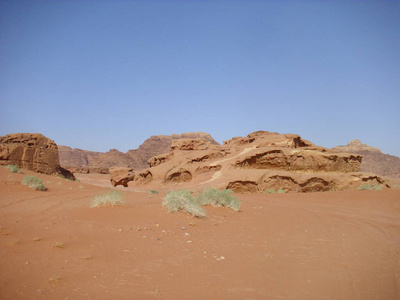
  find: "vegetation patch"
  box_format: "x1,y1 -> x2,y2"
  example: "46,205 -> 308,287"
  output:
22,175 -> 46,191
264,188 -> 286,194
162,190 -> 206,218
358,184 -> 382,191
5,164 -> 23,173
148,190 -> 159,195
197,187 -> 241,211
91,190 -> 124,207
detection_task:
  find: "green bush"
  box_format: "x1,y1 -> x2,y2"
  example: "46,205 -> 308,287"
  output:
91,190 -> 124,207
162,190 -> 206,218
148,190 -> 159,195
277,188 -> 286,194
197,187 -> 241,211
22,175 -> 46,191
5,165 -> 23,174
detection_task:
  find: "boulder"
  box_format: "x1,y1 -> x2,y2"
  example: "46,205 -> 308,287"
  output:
109,167 -> 135,187
0,133 -> 75,180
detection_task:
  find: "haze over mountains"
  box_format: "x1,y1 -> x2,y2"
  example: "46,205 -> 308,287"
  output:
58,131 -> 400,179
333,139 -> 400,178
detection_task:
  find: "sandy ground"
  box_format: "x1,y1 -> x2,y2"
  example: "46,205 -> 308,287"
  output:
1,167 -> 400,299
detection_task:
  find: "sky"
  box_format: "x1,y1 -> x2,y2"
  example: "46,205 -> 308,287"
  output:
0,0 -> 399,156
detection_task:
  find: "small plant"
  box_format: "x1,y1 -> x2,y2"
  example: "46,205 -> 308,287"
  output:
359,184 -> 382,191
148,190 -> 159,195
53,242 -> 65,249
162,190 -> 206,218
22,175 -> 46,191
264,189 -> 276,194
5,164 -> 23,173
91,190 -> 124,207
197,187 -> 241,211
48,276 -> 61,282
277,188 -> 286,194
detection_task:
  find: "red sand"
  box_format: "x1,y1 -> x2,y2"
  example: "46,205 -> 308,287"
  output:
1,167 -> 400,299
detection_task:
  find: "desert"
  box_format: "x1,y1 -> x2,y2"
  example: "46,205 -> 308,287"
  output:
1,131 -> 400,299
1,2 -> 399,299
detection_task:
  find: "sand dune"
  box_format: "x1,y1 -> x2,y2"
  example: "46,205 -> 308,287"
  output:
1,167 -> 400,299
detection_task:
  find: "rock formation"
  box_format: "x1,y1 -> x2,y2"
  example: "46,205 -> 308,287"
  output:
58,146 -> 135,174
109,167 -> 135,187
333,140 -> 400,178
59,132 -> 219,173
0,133 -> 75,180
123,131 -> 390,193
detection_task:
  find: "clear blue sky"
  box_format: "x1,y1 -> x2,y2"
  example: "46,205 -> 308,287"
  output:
1,0 -> 399,156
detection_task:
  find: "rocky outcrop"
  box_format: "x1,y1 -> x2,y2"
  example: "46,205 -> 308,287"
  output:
58,146 -> 136,174
234,149 -> 361,173
333,140 -> 400,178
109,167 -> 135,187
171,139 -> 213,151
60,132 -> 219,173
0,133 -> 75,180
125,130 -> 390,193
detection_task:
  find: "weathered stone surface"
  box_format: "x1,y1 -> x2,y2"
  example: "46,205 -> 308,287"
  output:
129,130 -> 390,193
60,132 -> 219,172
147,152 -> 174,167
171,139 -> 213,151
0,133 -> 75,180
109,167 -> 135,187
234,149 -> 362,173
333,140 -> 400,178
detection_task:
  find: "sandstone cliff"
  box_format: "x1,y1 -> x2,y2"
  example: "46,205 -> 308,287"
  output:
123,131 -> 390,193
0,133 -> 75,179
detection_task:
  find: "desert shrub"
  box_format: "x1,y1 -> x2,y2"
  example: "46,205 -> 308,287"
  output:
5,165 -> 23,173
162,190 -> 206,218
148,190 -> 159,195
197,187 -> 241,211
22,175 -> 46,191
264,189 -> 276,194
359,184 -> 382,191
265,188 -> 286,194
91,190 -> 124,207
359,184 -> 371,190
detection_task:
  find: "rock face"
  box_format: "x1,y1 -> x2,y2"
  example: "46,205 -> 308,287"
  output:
0,133 -> 75,179
59,132 -> 219,173
125,130 -> 390,193
58,146 -> 135,174
109,167 -> 135,187
333,140 -> 400,178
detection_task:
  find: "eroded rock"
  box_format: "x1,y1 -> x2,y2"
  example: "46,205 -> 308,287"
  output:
109,167 -> 135,187
0,133 -> 75,179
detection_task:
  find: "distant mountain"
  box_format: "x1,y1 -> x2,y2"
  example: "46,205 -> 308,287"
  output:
59,132 -> 219,173
333,140 -> 400,178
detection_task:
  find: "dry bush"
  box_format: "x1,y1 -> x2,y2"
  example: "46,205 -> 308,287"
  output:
22,175 -> 46,191
197,187 -> 241,211
162,190 -> 206,218
91,190 -> 124,207
5,165 -> 23,173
